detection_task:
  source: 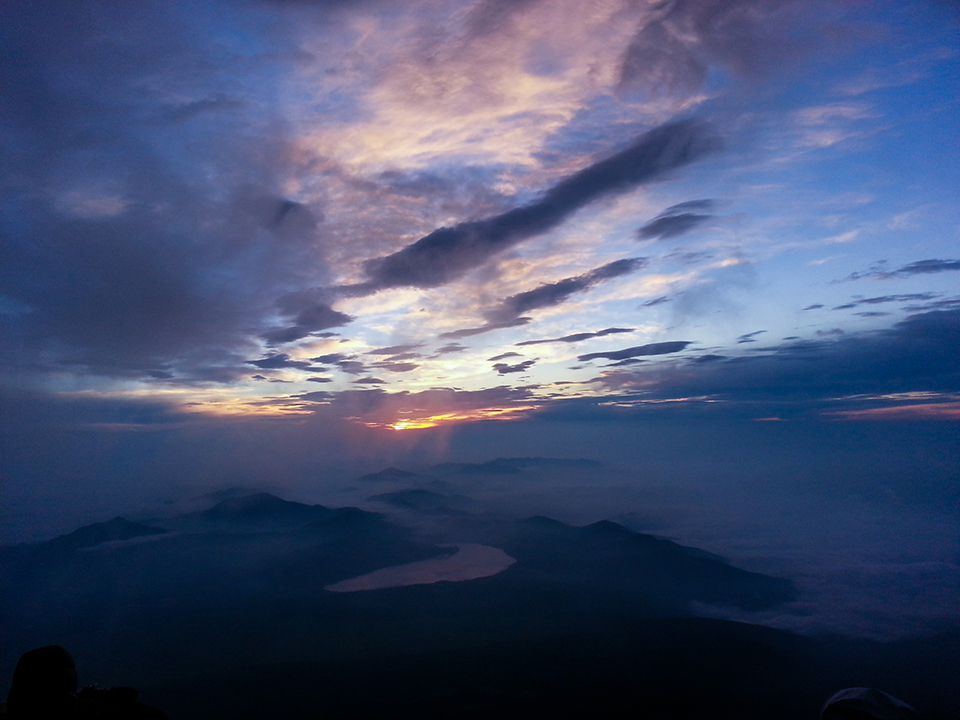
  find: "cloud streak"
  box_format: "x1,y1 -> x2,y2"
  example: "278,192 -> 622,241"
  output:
440,259 -> 646,340
595,310 -> 960,402
350,120 -> 718,294
493,360 -> 537,375
844,259 -> 960,282
516,327 -> 634,347
578,341 -> 692,362
485,259 -> 648,324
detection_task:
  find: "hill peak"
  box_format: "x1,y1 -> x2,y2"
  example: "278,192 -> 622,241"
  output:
46,516 -> 168,550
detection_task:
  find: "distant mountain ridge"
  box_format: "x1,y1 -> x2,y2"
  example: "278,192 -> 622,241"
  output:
3,484 -> 911,720
5,488 -> 793,618
2,474 -> 956,719
431,457 -> 602,475
367,489 -> 477,515
43,517 -> 168,552
172,491 -> 336,532
499,515 -> 795,612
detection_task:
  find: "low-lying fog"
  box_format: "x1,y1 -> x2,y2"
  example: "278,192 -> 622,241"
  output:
3,412 -> 958,641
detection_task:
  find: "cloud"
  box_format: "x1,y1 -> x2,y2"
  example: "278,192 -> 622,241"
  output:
578,341 -> 692,362
642,296 -> 671,307
516,327 -> 634,347
373,362 -> 419,373
617,0 -> 805,98
438,318 -> 531,340
439,259 -> 643,341
306,377 -> 332,383
493,360 -> 537,375
0,2 -> 343,379
825,403 -> 960,421
311,353 -> 346,364
378,352 -> 422,362
367,344 -> 424,356
354,377 -> 386,384
292,384 -> 540,428
164,94 -> 245,123
736,331 -> 766,344
832,293 -> 940,311
595,309 -> 960,402
637,214 -> 712,240
666,251 -> 714,265
857,293 -> 940,304
336,360 -> 367,375
261,302 -> 354,346
433,343 -> 469,355
606,358 -> 649,367
844,259 -> 960,281
487,352 -> 523,362
298,391 -> 334,402
351,120 -> 718,293
636,198 -> 717,241
246,353 -> 317,370
662,199 -> 718,214
485,259 -> 647,324
903,296 -> 960,313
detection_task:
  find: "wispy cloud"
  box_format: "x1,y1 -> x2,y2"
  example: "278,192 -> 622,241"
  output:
439,258 -> 646,339
346,121 -> 717,294
246,354 -> 317,371
636,199 -> 716,240
591,309 -> 960,403
493,360 -> 537,375
485,259 -> 648,324
831,293 -> 940,310
844,259 -> 960,281
736,331 -> 767,344
578,341 -> 692,362
515,327 -> 634,347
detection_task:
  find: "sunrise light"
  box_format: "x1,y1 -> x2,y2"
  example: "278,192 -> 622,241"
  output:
364,404 -> 543,431
4,2 -> 959,716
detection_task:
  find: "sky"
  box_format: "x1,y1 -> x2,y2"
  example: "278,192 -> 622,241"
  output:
1,0 -> 959,637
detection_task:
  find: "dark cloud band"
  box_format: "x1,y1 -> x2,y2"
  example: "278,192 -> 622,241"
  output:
351,120 -> 718,293
637,198 -> 716,241
844,259 -> 960,282
578,341 -> 692,362
486,258 -> 647,324
516,327 -> 634,347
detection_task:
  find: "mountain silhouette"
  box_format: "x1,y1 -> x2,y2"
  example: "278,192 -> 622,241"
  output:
431,457 -> 602,475
42,517 -> 168,553
173,492 -> 335,532
367,489 -> 476,515
496,516 -> 795,613
6,484 -> 952,719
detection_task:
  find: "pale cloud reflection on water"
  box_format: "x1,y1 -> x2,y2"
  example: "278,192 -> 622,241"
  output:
325,543 -> 517,592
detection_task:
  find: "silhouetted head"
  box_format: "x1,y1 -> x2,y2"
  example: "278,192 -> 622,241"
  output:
821,688 -> 919,720
6,645 -> 78,719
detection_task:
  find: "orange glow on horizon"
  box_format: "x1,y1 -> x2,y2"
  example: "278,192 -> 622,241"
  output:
390,419 -> 441,430
361,404 -> 542,431
824,402 -> 960,421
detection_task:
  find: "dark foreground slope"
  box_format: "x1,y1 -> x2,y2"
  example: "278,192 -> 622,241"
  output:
146,620 -> 960,720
